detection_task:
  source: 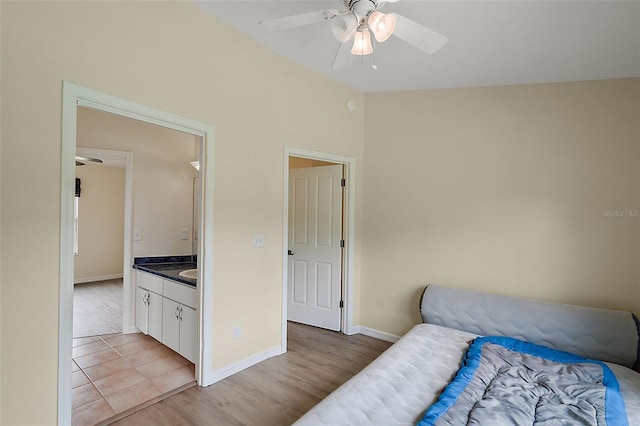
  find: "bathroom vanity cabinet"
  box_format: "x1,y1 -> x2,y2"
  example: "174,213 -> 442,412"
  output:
135,270 -> 197,363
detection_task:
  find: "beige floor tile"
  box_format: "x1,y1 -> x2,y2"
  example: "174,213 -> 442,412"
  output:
71,398 -> 116,426
150,365 -> 195,394
93,368 -> 148,397
171,353 -> 192,366
72,383 -> 102,409
105,381 -> 164,413
124,345 -> 173,367
72,370 -> 90,389
72,340 -> 111,359
135,356 -> 183,379
103,333 -> 146,348
72,336 -> 101,348
82,357 -> 133,382
74,348 -> 121,369
71,331 -> 196,423
115,338 -> 163,356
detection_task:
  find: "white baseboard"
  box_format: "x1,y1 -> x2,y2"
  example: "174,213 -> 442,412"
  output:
357,326 -> 401,343
203,345 -> 283,386
74,274 -> 123,284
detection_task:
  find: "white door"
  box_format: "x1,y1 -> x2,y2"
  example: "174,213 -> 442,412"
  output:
288,165 -> 343,331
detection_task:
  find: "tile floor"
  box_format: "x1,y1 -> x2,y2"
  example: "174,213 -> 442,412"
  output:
72,332 -> 195,426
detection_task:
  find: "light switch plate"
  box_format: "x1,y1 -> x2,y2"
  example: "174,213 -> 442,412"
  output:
133,228 -> 142,241
180,228 -> 189,240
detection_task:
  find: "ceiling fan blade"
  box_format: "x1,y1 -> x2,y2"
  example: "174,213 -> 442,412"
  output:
259,9 -> 338,31
331,41 -> 353,70
391,13 -> 447,55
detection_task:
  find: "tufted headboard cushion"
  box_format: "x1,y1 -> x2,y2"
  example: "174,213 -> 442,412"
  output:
420,284 -> 640,369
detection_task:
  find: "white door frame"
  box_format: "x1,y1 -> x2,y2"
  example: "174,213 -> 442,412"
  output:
282,147 -> 357,352
74,147 -> 135,333
60,82 -> 216,425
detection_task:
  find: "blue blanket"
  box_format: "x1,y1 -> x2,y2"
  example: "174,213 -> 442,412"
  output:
418,336 -> 628,426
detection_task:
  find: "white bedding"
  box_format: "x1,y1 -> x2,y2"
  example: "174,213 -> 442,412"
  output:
294,323 -> 640,426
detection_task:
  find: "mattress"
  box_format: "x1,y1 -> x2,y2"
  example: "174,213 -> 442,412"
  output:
293,323 -> 640,426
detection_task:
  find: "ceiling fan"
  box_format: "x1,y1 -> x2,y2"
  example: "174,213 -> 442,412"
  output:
258,0 -> 447,69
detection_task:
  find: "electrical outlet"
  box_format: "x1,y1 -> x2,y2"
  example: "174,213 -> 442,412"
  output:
180,228 -> 189,240
233,325 -> 241,340
252,233 -> 264,248
133,228 -> 142,241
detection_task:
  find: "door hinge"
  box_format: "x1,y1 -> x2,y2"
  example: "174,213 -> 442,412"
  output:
339,300 -> 344,308
340,239 -> 345,248
340,178 -> 346,187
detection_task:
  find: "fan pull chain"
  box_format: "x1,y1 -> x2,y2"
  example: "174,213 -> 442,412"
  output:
372,37 -> 378,70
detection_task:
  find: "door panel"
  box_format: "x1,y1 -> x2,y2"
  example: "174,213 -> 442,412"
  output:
292,260 -> 308,304
315,262 -> 332,309
288,165 -> 342,331
293,178 -> 309,246
316,176 -> 334,247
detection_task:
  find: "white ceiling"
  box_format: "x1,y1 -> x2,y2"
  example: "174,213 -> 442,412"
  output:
195,1 -> 640,93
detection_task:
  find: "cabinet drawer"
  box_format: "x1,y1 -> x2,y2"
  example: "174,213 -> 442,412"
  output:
163,279 -> 197,308
137,271 -> 163,294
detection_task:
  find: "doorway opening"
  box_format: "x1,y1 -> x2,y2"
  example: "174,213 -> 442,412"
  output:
73,146 -> 130,338
60,82 -> 215,425
282,147 -> 357,352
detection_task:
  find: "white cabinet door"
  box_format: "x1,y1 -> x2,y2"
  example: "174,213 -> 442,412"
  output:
147,290 -> 163,341
162,298 -> 180,354
135,286 -> 148,334
179,305 -> 197,363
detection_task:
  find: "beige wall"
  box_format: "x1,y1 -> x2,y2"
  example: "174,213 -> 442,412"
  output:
77,107 -> 198,258
74,163 -> 125,282
362,79 -> 640,336
0,1 -> 364,424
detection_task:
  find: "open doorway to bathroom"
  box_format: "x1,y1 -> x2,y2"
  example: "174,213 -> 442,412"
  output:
68,106 -> 203,424
60,82 -> 215,425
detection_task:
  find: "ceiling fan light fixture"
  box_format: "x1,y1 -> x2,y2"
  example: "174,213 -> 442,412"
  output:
368,11 -> 396,42
351,29 -> 373,55
331,12 -> 358,42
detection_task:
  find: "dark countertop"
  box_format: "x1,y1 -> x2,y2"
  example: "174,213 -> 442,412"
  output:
133,256 -> 197,287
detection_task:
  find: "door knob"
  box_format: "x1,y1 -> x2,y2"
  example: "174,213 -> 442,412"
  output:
288,250 -> 294,256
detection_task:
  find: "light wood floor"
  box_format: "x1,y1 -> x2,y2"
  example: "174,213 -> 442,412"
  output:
112,321 -> 393,426
74,279 -> 123,338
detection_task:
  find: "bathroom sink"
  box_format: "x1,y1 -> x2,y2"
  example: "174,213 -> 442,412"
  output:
179,269 -> 198,280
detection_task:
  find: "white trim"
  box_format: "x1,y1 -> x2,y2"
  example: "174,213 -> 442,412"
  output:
357,326 -> 401,343
208,346 -> 282,383
76,146 -> 134,335
74,274 -> 124,284
59,82 -> 216,425
282,147 -> 357,350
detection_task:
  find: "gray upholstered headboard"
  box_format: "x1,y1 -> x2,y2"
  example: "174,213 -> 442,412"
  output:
420,284 -> 640,369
